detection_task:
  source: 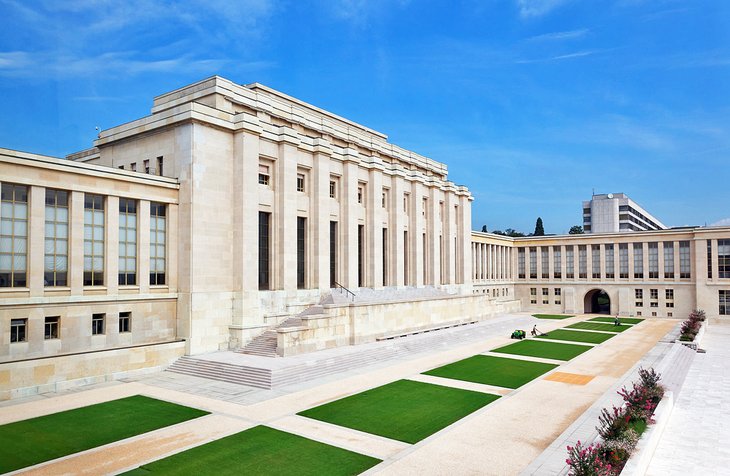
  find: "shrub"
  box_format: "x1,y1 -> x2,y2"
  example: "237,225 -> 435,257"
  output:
597,405 -> 630,441
637,367 -> 665,403
601,429 -> 639,473
679,309 -> 705,341
689,309 -> 706,321
566,440 -> 616,476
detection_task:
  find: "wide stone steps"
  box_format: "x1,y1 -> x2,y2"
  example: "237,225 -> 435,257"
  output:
167,357 -> 273,388
239,331 -> 278,357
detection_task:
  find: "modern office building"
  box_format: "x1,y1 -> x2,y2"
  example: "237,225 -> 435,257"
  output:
1,76 -> 728,399
582,193 -> 667,233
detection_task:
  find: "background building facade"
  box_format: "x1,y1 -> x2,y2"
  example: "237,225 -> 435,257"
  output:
583,193 -> 667,233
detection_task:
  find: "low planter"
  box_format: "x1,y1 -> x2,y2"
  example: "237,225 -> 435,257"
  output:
676,321 -> 706,350
619,391 -> 674,475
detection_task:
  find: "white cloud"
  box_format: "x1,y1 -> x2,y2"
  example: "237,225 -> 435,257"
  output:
711,218 -> 730,227
516,0 -> 570,18
515,50 -> 595,63
526,28 -> 588,41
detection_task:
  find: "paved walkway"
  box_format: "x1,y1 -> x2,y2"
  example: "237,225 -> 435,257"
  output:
646,322 -> 730,476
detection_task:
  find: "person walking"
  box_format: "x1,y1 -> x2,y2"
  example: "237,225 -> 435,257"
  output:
614,315 -> 620,326
531,324 -> 539,337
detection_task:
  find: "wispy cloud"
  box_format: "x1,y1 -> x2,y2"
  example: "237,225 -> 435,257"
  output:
526,28 -> 589,41
515,50 -> 596,63
325,0 -> 411,28
516,0 -> 571,18
711,218 -> 730,227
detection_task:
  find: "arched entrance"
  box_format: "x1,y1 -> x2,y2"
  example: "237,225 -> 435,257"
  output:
584,289 -> 611,314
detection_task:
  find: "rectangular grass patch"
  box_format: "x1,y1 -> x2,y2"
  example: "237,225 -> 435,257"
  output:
0,395 -> 209,474
566,322 -> 632,333
491,339 -> 592,361
589,317 -> 643,325
297,379 -> 499,444
423,355 -> 557,389
536,329 -> 614,344
121,425 -> 380,476
532,314 -> 575,320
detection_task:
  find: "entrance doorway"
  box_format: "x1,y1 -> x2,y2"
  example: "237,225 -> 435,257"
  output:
584,289 -> 611,314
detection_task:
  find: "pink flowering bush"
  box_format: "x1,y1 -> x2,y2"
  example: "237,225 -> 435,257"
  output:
566,440 -> 616,476
679,309 -> 705,341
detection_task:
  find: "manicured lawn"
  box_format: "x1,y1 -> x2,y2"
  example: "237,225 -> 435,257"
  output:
532,314 -> 575,320
122,426 -> 380,476
491,340 -> 592,361
536,329 -> 615,344
589,317 -> 644,325
566,322 -> 633,333
297,379 -> 499,444
423,355 -> 557,389
0,395 -> 209,474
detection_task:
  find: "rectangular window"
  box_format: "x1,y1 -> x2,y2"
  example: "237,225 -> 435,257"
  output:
530,287 -> 537,304
297,217 -> 306,289
592,244 -> 601,279
555,287 -> 561,304
10,318 -> 27,343
518,248 -> 526,279
553,246 -> 561,279
330,221 -> 338,287
119,312 -> 131,333
329,180 -> 336,199
403,193 -> 409,214
118,199 -> 137,286
83,194 -> 105,286
566,246 -> 574,279
708,240 -> 713,279
259,212 -> 271,290
92,313 -> 105,335
44,189 -> 69,287
296,173 -> 305,193
529,247 -> 537,279
131,162 -> 137,172
664,242 -> 674,279
619,243 -> 629,279
578,245 -> 587,279
633,243 -> 643,279
718,239 -> 730,279
403,230 -> 409,285
635,289 -> 643,299
605,244 -> 614,279
541,247 -> 549,279
422,197 -> 428,218
650,288 -> 658,299
358,226 -> 365,287
542,287 -> 549,304
259,165 -> 270,186
382,228 -> 388,286
0,184 -> 28,288
679,241 -> 691,278
149,203 -> 166,286
156,156 -> 164,176
144,159 -> 150,174
650,302 -> 658,308
382,188 -> 389,208
720,290 -> 730,315
44,316 -> 60,339
648,242 -> 659,279
357,185 -> 365,205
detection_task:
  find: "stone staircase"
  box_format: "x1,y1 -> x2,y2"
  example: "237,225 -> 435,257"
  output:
325,285 -> 453,306
238,316 -> 304,357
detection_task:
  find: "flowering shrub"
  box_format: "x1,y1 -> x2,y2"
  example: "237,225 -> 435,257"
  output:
679,309 -> 705,341
566,440 -> 616,476
597,405 -> 629,441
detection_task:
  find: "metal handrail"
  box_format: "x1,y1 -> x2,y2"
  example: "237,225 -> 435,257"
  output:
332,281 -> 356,301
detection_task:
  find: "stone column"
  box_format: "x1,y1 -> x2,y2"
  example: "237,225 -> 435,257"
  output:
367,167 -> 383,288
69,191 -> 85,295
276,136 -> 299,292
312,143 -> 332,291
28,186 -> 45,297
342,154 -> 359,288
390,174 -> 406,287
106,195 -> 119,295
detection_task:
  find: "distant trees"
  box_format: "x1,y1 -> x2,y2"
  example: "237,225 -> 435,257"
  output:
534,217 -> 545,236
569,225 -> 585,234
492,228 -> 526,237
481,225 -> 488,232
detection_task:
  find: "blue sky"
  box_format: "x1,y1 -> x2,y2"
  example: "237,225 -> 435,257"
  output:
0,0 -> 728,234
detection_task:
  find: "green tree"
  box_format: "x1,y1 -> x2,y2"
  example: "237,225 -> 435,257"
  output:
569,225 -> 584,234
534,217 -> 545,236
481,225 -> 488,232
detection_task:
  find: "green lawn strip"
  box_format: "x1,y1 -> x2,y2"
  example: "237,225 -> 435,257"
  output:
566,322 -> 633,333
0,395 -> 209,474
491,340 -> 592,361
423,355 -> 557,389
532,314 -> 575,320
121,425 -> 380,476
536,329 -> 614,344
297,379 -> 499,444
588,317 -> 644,325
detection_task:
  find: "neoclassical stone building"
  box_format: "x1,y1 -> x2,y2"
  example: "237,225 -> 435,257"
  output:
1,76 -> 728,398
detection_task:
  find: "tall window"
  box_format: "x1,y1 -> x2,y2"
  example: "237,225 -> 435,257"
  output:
707,240 -> 713,279
118,199 -> 137,285
358,225 -> 365,286
664,242 -> 674,279
530,287 -> 537,304
44,316 -> 60,339
578,245 -> 587,279
403,231 -> 409,285
330,221 -> 338,287
619,243 -> 629,279
92,313 -> 105,335
259,212 -> 271,290
679,241 -> 691,278
648,242 -> 658,279
383,228 -> 389,286
149,202 -> 166,285
296,174 -> 305,193
541,247 -> 549,279
565,246 -> 574,279
297,217 -> 306,289
591,245 -> 601,279
553,246 -> 561,279
518,248 -> 526,279
633,243 -> 643,279
45,189 -> 69,287
605,244 -> 614,279
156,156 -> 164,176
10,318 -> 27,343
720,290 -> 730,315
529,247 -> 537,279
119,312 -> 132,333
258,165 -> 270,185
0,184 -> 28,288
84,194 -> 105,286
718,240 -> 730,279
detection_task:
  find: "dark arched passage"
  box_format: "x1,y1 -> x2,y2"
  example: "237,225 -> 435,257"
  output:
584,289 -> 611,314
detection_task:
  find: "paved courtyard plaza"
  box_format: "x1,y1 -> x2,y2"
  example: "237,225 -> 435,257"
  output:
0,312 -> 707,475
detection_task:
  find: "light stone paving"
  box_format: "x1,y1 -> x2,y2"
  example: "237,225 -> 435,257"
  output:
645,323 -> 730,476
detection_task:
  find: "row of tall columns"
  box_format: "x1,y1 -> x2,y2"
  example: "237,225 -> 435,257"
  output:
472,242 -> 512,282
